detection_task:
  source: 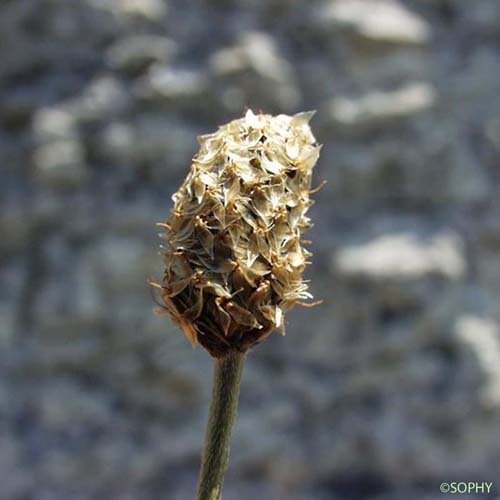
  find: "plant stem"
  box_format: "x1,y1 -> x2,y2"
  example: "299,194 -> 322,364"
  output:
196,350 -> 246,500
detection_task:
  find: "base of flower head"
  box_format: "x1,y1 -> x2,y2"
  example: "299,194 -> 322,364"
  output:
194,322 -> 275,358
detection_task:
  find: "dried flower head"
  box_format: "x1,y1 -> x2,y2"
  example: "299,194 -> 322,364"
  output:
154,110 -> 321,357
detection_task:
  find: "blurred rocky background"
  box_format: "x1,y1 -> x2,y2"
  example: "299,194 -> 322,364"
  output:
1,0 -> 500,499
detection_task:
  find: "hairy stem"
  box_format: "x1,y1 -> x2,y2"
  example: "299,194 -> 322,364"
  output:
196,351 -> 246,500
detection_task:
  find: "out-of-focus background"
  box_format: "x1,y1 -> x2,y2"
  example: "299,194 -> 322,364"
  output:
1,0 -> 500,499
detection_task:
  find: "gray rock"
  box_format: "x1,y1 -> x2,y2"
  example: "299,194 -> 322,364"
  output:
0,263 -> 25,346
33,107 -> 78,143
135,115 -> 197,172
456,0 -> 500,36
455,315 -> 500,408
89,236 -> 156,294
210,31 -> 300,110
485,117 -> 500,156
346,50 -> 432,89
211,31 -> 293,83
66,76 -> 130,123
106,35 -> 177,73
445,143 -> 491,204
326,82 -> 436,128
99,115 -> 198,172
137,64 -> 209,100
0,434 -> 33,500
318,0 -> 431,46
91,0 -> 168,21
73,254 -> 105,324
34,140 -> 88,187
38,380 -> 113,429
333,230 -> 466,281
98,121 -> 136,163
116,0 -> 168,21
0,199 -> 33,254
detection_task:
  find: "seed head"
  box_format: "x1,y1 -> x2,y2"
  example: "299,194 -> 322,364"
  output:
154,110 -> 321,357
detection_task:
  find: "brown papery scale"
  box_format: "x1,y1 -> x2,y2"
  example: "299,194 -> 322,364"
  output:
154,110 -> 321,358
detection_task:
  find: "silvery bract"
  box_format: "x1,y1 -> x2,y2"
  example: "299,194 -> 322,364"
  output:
156,110 -> 321,357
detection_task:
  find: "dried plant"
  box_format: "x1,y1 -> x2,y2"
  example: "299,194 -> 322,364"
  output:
155,109 -> 321,357
152,110 -> 321,500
